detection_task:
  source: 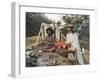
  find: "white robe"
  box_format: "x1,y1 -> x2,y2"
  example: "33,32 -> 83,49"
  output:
66,32 -> 84,64
55,24 -> 65,41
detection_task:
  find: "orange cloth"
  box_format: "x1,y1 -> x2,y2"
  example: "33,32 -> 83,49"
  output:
55,40 -> 68,49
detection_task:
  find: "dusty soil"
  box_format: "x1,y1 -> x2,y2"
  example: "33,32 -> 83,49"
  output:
26,36 -> 90,67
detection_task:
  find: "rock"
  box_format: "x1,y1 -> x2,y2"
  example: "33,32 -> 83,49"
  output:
26,50 -> 33,56
26,48 -> 32,51
26,56 -> 33,67
36,52 -> 72,66
26,56 -> 32,64
36,57 -> 48,66
29,50 -> 36,57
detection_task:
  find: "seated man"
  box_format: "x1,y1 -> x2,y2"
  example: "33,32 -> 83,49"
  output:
42,27 -> 56,52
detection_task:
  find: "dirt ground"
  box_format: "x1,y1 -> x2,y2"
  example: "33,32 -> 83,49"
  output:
26,36 -> 90,65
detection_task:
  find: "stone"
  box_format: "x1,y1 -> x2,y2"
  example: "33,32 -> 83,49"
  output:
36,52 -> 72,66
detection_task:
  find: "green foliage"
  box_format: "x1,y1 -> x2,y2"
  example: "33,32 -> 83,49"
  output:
26,12 -> 52,37
61,14 -> 90,50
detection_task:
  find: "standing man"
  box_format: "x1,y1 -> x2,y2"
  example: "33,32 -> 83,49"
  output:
55,21 -> 66,41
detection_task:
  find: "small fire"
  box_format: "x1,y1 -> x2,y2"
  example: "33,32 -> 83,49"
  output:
55,40 -> 71,49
